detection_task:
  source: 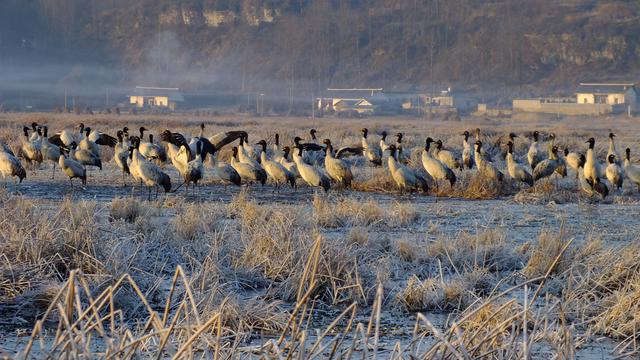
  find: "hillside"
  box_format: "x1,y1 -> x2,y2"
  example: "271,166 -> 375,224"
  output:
1,0 -> 640,103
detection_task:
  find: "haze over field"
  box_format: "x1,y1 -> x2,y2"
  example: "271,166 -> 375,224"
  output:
2,0 -> 640,108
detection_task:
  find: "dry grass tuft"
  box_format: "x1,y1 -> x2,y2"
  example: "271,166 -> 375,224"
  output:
427,229 -> 522,273
312,194 -> 385,228
398,269 -> 492,312
395,238 -> 416,262
110,196 -> 142,223
523,229 -> 570,278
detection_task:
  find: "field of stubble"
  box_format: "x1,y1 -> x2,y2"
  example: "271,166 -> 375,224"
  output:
2,112 -> 640,359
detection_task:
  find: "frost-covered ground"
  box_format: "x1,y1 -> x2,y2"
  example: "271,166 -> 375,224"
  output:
1,113 -> 640,358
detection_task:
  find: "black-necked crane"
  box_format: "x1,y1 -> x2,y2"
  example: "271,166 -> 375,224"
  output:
240,133 -> 258,162
230,146 -> 267,186
59,150 -> 86,188
578,154 -> 608,200
207,144 -> 241,187
605,154 -> 623,191
184,141 -> 204,195
395,133 -> 409,165
361,128 -> 382,166
564,147 -> 581,178
139,133 -> 167,167
506,141 -> 533,187
533,145 -> 562,185
474,141 -> 503,182
422,138 -> 456,190
79,127 -> 101,157
129,137 -> 172,200
292,145 -> 330,192
474,128 -> 493,161
322,139 -> 353,188
69,141 -> 102,170
114,130 -> 130,184
48,123 -> 84,148
0,147 -> 26,190
434,139 -> 461,170
40,126 -> 61,179
584,137 -> 600,185
387,145 -> 428,194
379,131 -> 390,153
292,136 -> 324,165
256,139 -> 295,189
607,132 -> 620,165
528,131 -> 542,170
271,133 -> 285,162
28,122 -> 40,142
461,130 -> 474,169
499,133 -> 518,159
624,148 -> 640,193
161,130 -> 192,175
279,146 -> 300,178
20,126 -> 42,172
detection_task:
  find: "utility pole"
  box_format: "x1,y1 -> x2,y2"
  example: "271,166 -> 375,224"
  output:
64,87 -> 68,112
428,27 -> 434,122
106,88 -> 110,108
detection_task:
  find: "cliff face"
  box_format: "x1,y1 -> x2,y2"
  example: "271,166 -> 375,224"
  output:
1,0 -> 640,97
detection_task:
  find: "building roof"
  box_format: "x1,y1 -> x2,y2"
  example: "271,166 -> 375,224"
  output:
131,86 -> 184,101
576,83 -> 636,94
335,99 -> 373,108
320,88 -> 383,99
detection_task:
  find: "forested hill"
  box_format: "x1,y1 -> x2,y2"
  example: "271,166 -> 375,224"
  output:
1,0 -> 640,99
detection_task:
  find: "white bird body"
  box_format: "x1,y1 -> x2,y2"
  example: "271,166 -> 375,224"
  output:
361,128 -> 382,166
578,167 -> 597,197
533,147 -> 561,182
527,132 -> 542,170
624,149 -> 640,192
271,134 -> 285,162
323,141 -> 353,188
0,151 -> 26,185
184,142 -> 204,189
230,148 -> 266,185
422,138 -> 456,187
165,143 -> 190,176
59,130 -> 76,147
40,128 -> 61,166
387,145 -> 427,193
475,141 -> 504,181
70,146 -> 102,170
130,146 -> 171,196
564,149 -> 581,175
379,132 -> 390,153
210,155 -> 241,186
462,131 -> 474,169
506,142 -> 533,186
606,155 -> 623,191
114,132 -> 130,179
79,137 -> 100,157
578,156 -> 609,199
58,154 -> 86,185
278,147 -> 300,178
257,141 -> 294,188
434,140 -> 461,170
607,133 -> 620,165
292,146 -> 330,191
21,127 -> 42,168
584,138 -> 598,183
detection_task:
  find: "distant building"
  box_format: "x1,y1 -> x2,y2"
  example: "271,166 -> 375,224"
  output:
513,82 -> 637,116
129,86 -> 184,110
316,88 -> 387,116
401,89 -> 477,114
575,83 -> 637,108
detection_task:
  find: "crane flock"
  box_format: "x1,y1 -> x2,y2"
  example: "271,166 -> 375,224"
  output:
1,122 -> 639,202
